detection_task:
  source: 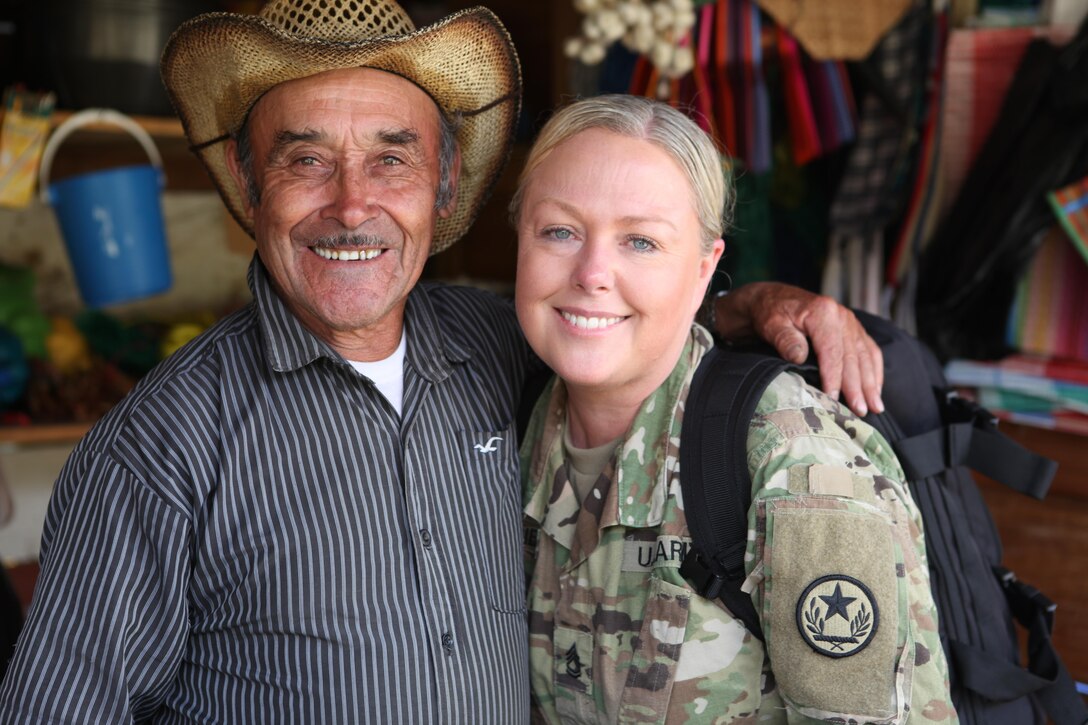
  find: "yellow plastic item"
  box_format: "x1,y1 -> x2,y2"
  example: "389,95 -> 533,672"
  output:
0,89 -> 56,208
161,322 -> 207,358
45,317 -> 93,374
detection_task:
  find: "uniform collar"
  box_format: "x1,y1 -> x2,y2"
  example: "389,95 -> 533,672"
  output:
250,255 -> 471,379
523,325 -> 714,544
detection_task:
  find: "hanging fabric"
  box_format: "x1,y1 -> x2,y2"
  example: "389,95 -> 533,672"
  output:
917,16 -> 1088,361
805,57 -> 857,153
777,27 -> 822,166
713,0 -> 738,155
887,8 -> 948,315
690,11 -> 718,140
744,0 -> 772,173
825,3 -> 929,315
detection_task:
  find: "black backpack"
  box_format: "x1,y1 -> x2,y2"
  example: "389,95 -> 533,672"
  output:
677,311 -> 1087,725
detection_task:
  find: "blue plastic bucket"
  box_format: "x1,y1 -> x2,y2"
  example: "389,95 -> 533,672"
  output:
39,109 -> 172,307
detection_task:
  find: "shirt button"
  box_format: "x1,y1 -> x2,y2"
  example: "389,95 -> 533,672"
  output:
441,632 -> 454,654
420,529 -> 432,548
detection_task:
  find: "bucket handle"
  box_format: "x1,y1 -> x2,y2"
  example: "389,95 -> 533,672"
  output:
38,108 -> 166,203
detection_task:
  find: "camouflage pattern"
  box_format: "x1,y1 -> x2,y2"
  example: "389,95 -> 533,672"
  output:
521,325 -> 957,724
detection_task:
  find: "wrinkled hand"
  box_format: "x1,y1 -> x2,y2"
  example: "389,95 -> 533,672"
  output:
714,283 -> 884,417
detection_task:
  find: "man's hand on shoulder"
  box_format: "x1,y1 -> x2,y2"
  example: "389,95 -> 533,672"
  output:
713,282 -> 884,417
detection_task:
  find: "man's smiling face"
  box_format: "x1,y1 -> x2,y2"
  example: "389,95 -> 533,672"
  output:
229,67 -> 458,359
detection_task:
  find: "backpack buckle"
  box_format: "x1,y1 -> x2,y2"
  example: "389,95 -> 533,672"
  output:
942,389 -> 998,430
996,566 -> 1056,632
680,546 -> 745,599
680,549 -> 726,598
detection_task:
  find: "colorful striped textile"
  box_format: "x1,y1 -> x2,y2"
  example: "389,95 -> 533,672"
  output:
1047,175 -> 1088,265
937,25 -> 1077,222
1008,226 -> 1088,361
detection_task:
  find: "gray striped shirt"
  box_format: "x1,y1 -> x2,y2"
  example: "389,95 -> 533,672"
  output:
0,258 -> 534,723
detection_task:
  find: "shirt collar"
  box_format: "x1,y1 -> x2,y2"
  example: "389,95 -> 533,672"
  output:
523,324 -> 714,534
249,255 -> 471,379
404,282 -> 472,383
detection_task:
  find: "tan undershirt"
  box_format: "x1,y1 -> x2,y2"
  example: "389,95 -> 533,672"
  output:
562,423 -> 622,504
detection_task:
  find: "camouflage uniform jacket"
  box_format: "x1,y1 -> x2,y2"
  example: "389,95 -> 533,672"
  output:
521,325 -> 957,724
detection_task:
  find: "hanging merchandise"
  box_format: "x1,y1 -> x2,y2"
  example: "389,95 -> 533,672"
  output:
777,28 -> 822,165
804,55 -> 857,155
1003,178 -> 1088,361
564,0 -> 698,84
1007,227 -> 1088,362
0,88 -> 55,208
691,2 -> 718,138
824,3 -> 930,316
756,0 -> 912,60
602,0 -> 856,174
740,0 -> 772,173
884,9 -> 948,333
1048,175 -> 1088,261
935,27 -> 1073,225
916,16 -> 1088,362
767,17 -> 859,166
37,109 -> 174,308
624,0 -> 774,173
712,0 -> 737,155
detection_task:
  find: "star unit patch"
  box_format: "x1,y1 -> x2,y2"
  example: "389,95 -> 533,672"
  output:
796,574 -> 879,658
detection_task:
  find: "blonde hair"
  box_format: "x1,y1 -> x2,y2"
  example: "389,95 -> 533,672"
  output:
509,94 -> 733,253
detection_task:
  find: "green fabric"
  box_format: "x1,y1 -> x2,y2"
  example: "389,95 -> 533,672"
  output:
0,264 -> 49,359
717,171 -> 773,293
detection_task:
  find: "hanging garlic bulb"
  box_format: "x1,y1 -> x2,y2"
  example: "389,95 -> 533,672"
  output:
564,0 -> 696,79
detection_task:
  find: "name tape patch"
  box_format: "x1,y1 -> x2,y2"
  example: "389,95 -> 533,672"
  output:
621,536 -> 692,572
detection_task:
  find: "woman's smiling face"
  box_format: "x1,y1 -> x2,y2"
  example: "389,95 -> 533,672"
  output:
515,128 -> 723,398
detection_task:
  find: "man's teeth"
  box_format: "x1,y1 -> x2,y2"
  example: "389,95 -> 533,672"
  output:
561,311 -> 623,330
313,247 -> 383,261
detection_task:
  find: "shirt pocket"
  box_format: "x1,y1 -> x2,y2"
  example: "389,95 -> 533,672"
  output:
454,427 -> 526,614
615,575 -> 692,725
756,494 -> 914,723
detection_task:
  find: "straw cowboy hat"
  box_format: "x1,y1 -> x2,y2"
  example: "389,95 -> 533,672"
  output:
160,0 -> 521,253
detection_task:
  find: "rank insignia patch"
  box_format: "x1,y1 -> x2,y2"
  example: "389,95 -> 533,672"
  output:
796,574 -> 879,658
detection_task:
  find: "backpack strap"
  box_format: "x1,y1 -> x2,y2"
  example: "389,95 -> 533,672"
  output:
678,346 -> 794,642
892,391 -> 1057,500
950,567 -> 1088,725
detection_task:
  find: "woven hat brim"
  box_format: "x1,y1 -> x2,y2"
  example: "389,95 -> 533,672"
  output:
161,7 -> 521,254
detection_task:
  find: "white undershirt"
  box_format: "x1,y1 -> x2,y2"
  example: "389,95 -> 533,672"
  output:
348,333 -> 407,415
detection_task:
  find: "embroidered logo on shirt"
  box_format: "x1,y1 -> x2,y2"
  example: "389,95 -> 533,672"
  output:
796,574 -> 879,658
564,643 -> 583,679
473,436 -> 502,453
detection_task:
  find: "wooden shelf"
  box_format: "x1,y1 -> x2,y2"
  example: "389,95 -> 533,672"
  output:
0,110 -> 184,139
0,423 -> 91,447
5,108 -> 212,191
47,110 -> 184,139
